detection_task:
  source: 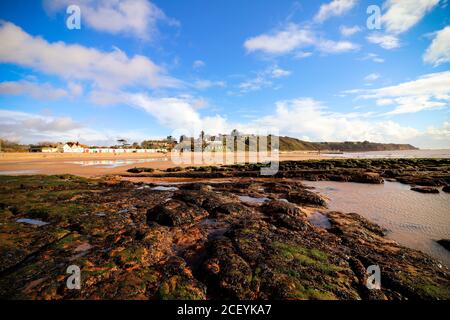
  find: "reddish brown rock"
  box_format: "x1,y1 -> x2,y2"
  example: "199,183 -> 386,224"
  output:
146,200 -> 208,227
411,186 -> 440,194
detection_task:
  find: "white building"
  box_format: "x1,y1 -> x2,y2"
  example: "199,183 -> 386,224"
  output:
60,142 -> 168,153
62,142 -> 87,153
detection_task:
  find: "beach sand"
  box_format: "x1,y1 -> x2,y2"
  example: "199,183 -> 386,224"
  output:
0,151 -> 327,177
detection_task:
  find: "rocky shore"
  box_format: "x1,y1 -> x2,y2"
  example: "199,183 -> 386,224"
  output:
0,158 -> 449,300
124,158 -> 450,188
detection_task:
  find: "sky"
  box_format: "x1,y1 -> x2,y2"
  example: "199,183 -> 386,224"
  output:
0,0 -> 449,148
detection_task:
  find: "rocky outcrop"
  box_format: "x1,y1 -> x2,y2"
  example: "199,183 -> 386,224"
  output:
411,187 -> 440,194
287,190 -> 327,207
0,174 -> 449,300
124,158 -> 450,189
437,239 -> 450,251
147,200 -> 208,227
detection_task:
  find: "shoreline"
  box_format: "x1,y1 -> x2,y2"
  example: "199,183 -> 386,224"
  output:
1,150 -> 449,177
0,158 -> 449,299
0,151 -> 326,177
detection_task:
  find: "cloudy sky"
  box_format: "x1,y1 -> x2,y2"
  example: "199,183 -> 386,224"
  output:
0,0 -> 449,148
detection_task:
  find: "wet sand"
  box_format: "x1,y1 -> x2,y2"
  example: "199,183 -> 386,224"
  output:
0,151 -> 326,177
304,180 -> 450,267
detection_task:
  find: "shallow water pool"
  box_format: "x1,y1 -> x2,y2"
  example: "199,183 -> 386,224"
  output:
303,180 -> 450,267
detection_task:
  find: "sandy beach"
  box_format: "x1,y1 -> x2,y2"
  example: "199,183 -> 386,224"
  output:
1,158 -> 449,300
0,151 -> 326,177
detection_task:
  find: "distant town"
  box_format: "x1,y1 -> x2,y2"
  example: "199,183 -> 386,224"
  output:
0,129 -> 417,153
0,130 -> 279,153
0,138 -> 174,153
0,130 -> 255,153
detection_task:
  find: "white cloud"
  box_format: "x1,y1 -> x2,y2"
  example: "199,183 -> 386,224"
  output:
314,0 -> 357,23
382,0 -> 439,34
0,80 -> 69,99
366,1 -> 439,50
83,90 -> 216,134
426,121 -> 450,140
238,76 -> 273,93
6,93 -> 445,148
270,66 -> 291,78
364,73 -> 381,82
244,23 -> 359,55
367,33 -> 400,49
127,94 -> 444,147
237,65 -> 291,93
68,82 -> 84,96
251,98 -> 421,142
0,21 -> 180,90
193,60 -> 206,69
0,109 -> 150,145
317,39 -> 360,53
127,94 -> 229,135
408,121 -> 450,149
193,80 -> 226,90
244,98 -> 449,148
88,90 -> 127,105
352,71 -> 450,115
43,0 -> 178,39
340,25 -> 361,36
376,98 -> 394,106
295,51 -> 313,59
244,24 -> 315,55
383,96 -> 447,115
360,71 -> 450,98
129,94 -> 202,130
361,53 -> 385,63
423,26 -> 450,66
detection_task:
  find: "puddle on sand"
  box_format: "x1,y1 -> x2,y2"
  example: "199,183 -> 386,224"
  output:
151,186 -> 179,191
16,218 -> 49,226
66,158 -> 167,168
137,185 -> 151,190
0,170 -> 39,175
307,212 -> 331,229
303,180 -> 450,267
238,195 -> 270,204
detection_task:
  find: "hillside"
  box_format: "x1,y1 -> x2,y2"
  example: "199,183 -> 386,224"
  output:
276,136 -> 417,152
278,136 -> 317,151
313,141 -> 418,152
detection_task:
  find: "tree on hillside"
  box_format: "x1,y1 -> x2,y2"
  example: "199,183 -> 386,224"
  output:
0,139 -> 30,152
231,129 -> 240,137
166,136 -> 176,143
117,139 -> 129,148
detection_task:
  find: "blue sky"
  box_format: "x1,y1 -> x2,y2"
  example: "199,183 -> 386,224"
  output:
0,0 -> 449,148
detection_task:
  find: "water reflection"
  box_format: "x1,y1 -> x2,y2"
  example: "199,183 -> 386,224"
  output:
303,180 -> 450,267
66,158 -> 168,168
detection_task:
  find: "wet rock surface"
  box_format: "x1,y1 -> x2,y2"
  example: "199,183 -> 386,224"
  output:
411,186 -> 440,194
437,239 -> 450,252
122,158 -> 450,188
1,166 -> 449,300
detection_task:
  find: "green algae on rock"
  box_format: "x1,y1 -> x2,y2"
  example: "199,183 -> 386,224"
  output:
0,170 -> 449,300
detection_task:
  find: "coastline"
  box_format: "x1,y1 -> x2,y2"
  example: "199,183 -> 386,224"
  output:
0,158 -> 449,299
0,151 -> 326,177
1,149 -> 449,177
